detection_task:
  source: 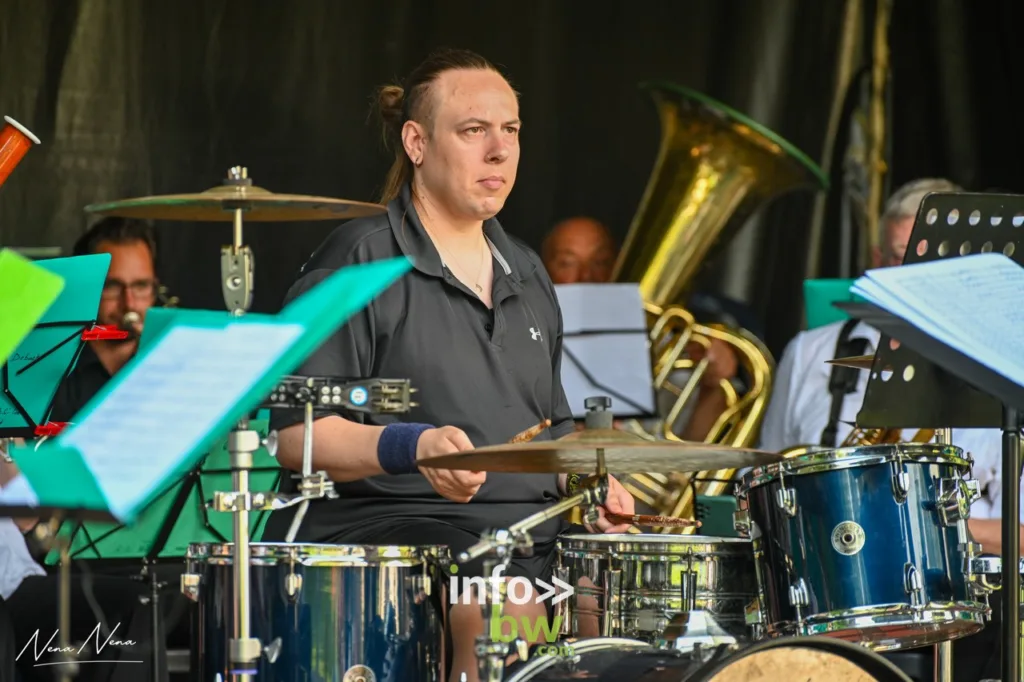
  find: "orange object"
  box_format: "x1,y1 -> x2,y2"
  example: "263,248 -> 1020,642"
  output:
0,116 -> 41,189
509,419 -> 551,444
82,325 -> 130,341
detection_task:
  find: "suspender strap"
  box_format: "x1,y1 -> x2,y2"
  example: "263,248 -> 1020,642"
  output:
820,318 -> 870,447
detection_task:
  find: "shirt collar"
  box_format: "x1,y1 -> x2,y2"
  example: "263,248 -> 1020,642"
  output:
386,183 -> 534,284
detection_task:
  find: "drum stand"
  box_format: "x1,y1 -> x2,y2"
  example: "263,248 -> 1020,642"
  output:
460,469 -> 610,682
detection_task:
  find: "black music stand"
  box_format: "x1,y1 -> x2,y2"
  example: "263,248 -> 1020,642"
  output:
0,320 -> 94,438
836,191 -> 1024,682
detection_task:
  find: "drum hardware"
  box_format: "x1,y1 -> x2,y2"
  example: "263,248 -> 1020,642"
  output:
737,442 -> 989,652
186,542 -> 450,681
87,167 -> 389,681
555,533 -> 759,649
458,478 -> 609,682
450,400 -> 617,682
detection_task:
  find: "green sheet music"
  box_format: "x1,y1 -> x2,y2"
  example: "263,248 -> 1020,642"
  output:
11,256 -> 412,523
803,278 -> 865,330
0,249 -> 66,365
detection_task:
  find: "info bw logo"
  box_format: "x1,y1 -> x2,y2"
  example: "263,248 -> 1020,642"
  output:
449,564 -> 574,644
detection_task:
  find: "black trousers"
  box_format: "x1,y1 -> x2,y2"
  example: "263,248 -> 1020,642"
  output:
6,569 -> 192,682
0,597 -> 16,682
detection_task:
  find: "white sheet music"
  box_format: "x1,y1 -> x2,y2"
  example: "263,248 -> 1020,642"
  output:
851,254 -> 1024,388
0,474 -> 39,507
60,323 -> 303,519
554,283 -> 655,418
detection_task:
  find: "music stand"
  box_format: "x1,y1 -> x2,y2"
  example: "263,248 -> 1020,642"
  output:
0,254 -> 110,438
836,191 -> 1024,682
554,283 -> 657,418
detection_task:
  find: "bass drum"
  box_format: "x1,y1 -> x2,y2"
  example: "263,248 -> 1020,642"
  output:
502,636 -> 913,681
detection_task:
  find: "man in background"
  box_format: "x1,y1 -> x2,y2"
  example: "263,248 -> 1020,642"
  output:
759,177 -> 1014,682
50,217 -> 160,422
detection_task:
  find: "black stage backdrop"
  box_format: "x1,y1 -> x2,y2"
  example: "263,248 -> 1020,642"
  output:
0,0 -> 1021,358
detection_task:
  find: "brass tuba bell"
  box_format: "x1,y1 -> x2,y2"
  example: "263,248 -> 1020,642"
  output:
614,82 -> 828,533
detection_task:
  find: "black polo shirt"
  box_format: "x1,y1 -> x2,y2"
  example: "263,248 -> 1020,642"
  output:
263,184 -> 575,545
50,344 -> 112,423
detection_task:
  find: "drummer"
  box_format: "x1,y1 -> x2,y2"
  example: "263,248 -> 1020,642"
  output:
263,48 -> 635,682
758,177 -> 1018,682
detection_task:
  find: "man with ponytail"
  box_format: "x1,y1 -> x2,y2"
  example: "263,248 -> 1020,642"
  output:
264,48 -> 634,681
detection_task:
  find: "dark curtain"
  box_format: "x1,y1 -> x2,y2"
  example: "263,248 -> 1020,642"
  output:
0,0 -> 1018,359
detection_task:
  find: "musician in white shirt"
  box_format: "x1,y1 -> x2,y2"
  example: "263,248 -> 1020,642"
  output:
759,177 -> 1024,555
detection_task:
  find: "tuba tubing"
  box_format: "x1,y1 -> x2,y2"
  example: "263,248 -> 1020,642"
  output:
609,83 -> 827,533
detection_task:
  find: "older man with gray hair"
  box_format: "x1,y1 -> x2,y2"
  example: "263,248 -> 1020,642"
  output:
758,177 -> 1017,681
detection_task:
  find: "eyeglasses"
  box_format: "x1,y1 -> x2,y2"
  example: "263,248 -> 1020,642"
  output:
101,279 -> 157,300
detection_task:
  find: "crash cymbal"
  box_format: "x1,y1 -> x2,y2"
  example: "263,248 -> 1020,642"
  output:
419,428 -> 783,474
827,354 -> 892,371
85,183 -> 385,222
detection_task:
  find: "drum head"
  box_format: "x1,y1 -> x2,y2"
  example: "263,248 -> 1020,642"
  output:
683,636 -> 913,682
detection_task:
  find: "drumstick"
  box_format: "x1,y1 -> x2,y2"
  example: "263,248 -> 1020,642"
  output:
509,419 -> 551,444
605,512 -> 702,528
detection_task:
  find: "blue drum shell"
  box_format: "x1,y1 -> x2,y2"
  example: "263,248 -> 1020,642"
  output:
739,444 -> 985,646
188,543 -> 449,682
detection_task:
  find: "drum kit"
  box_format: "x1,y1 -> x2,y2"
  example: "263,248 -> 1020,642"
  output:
6,164 -> 1012,682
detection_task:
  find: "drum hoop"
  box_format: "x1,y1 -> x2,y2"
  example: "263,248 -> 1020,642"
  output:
739,443 -> 971,493
185,541 -> 451,566
503,638 -> 651,681
557,534 -> 751,557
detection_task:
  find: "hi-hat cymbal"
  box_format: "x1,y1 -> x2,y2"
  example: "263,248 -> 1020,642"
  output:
419,428 -> 783,474
85,184 -> 385,222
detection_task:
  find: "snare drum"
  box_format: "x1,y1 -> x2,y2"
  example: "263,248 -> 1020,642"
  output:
737,443 -> 988,650
183,542 -> 450,682
502,635 -> 913,681
555,534 -> 758,645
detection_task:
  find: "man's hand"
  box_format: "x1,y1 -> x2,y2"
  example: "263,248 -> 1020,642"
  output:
688,338 -> 739,388
583,475 -> 635,534
416,426 -> 486,503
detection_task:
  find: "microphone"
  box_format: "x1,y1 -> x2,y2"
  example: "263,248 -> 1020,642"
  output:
120,311 -> 143,339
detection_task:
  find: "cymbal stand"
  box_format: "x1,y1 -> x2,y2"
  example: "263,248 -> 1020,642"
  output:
934,427 -> 954,682
218,166 -> 259,681
460,473 -> 609,682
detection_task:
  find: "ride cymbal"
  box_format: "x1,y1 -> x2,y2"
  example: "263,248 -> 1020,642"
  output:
419,428 -> 783,475
85,183 -> 385,222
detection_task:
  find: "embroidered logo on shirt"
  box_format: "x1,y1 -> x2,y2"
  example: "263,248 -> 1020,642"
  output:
530,327 -> 543,342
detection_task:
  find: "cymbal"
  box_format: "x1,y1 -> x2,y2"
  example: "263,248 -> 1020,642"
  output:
418,428 -> 783,474
827,354 -> 891,371
85,184 -> 386,222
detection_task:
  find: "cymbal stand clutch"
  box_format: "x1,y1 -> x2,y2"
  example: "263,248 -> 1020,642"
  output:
220,166 -> 255,317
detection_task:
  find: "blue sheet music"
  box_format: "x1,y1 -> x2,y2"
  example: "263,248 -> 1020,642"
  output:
851,253 -> 1024,388
0,254 -> 109,431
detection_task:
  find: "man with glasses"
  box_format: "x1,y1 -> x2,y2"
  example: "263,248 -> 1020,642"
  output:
50,217 -> 160,422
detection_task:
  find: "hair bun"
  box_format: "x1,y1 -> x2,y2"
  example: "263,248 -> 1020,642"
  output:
377,85 -> 405,131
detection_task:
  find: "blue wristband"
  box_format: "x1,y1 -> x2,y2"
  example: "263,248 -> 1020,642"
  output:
378,423 -> 433,475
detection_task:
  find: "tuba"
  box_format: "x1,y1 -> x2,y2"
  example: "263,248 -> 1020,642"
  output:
613,82 -> 828,533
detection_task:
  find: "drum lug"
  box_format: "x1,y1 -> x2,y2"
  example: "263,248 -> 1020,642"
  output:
180,572 -> 200,602
285,572 -> 303,600
889,460 -> 910,503
603,568 -> 622,637
967,553 -> 1002,597
903,563 -> 923,601
733,509 -> 750,536
774,488 -> 797,517
787,578 -> 809,608
938,477 -> 972,526
552,566 -> 571,636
